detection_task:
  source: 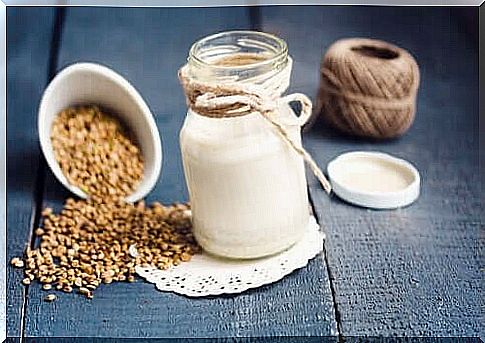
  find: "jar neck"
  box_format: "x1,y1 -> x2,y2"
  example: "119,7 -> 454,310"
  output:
187,31 -> 289,89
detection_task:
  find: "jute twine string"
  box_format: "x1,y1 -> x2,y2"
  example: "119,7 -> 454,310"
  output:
178,57 -> 332,194
316,38 -> 420,139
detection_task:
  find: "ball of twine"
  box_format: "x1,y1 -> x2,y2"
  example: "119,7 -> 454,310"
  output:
316,38 -> 420,139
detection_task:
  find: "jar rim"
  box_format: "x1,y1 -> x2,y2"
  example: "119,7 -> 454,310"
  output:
188,30 -> 288,71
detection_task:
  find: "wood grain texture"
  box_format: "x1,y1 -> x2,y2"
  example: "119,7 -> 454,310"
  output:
260,6 -> 481,337
22,7 -> 337,338
6,7 -> 56,339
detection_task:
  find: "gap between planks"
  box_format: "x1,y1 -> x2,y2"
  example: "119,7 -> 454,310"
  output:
249,6 -> 342,338
19,7 -> 66,340
307,186 -> 343,341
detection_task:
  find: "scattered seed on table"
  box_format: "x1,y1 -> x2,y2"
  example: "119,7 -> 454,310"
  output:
10,257 -> 24,268
79,287 -> 90,295
44,294 -> 56,302
42,284 -> 52,291
17,200 -> 199,298
41,207 -> 53,216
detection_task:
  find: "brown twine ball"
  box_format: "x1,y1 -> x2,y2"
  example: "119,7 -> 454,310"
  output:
316,38 -> 420,139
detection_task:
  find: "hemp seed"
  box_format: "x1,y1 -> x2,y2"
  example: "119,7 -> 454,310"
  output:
50,105 -> 144,199
10,257 -> 24,268
79,287 -> 90,295
44,294 -> 56,302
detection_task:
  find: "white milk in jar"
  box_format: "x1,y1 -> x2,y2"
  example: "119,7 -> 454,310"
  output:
179,31 -> 311,259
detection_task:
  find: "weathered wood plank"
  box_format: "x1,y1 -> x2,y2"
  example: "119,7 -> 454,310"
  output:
1,5 -> 6,340
6,7 -> 57,339
261,6 -> 481,336
24,7 -> 337,338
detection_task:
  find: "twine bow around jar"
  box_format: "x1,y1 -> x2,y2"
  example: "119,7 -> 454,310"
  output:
178,55 -> 332,194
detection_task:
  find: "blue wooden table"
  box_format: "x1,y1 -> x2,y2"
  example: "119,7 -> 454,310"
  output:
6,6 -> 481,341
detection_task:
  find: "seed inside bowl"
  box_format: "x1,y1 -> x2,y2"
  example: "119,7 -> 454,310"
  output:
51,105 -> 144,199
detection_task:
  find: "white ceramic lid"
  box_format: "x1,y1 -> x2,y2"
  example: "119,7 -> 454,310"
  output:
327,151 -> 420,209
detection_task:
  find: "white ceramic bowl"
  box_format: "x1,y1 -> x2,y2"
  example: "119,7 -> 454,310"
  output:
327,151 -> 420,209
38,62 -> 162,203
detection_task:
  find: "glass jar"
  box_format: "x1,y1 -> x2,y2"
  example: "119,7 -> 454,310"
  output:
180,31 -> 311,259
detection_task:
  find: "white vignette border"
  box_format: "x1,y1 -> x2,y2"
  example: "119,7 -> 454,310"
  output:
0,0 -> 483,341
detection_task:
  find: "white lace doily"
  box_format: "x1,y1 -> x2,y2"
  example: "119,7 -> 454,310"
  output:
135,216 -> 324,297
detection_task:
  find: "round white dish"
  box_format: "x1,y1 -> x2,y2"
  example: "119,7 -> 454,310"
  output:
38,62 -> 162,203
327,151 -> 420,209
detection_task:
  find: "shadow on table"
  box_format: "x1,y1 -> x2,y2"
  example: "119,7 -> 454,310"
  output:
304,116 -> 402,146
6,145 -> 42,196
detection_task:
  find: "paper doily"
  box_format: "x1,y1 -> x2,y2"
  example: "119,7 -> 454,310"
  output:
135,216 -> 324,297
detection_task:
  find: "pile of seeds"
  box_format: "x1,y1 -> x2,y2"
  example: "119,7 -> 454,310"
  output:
11,105 -> 200,301
12,198 -> 199,299
51,105 -> 144,198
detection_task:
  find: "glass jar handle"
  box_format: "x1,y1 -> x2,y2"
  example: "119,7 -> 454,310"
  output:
282,93 -> 313,127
